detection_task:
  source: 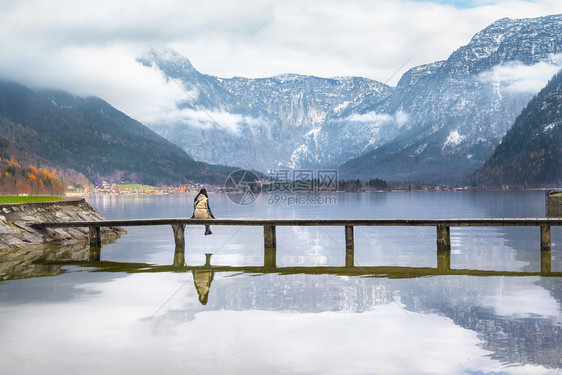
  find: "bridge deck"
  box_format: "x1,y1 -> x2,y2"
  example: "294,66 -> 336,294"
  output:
31,217 -> 562,228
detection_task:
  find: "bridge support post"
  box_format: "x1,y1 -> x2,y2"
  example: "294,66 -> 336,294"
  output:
437,249 -> 451,271
541,225 -> 551,273
173,246 -> 185,267
172,224 -> 186,247
540,225 -> 551,251
89,226 -> 101,247
89,245 -> 101,261
264,225 -> 277,268
541,248 -> 551,274
345,225 -> 354,267
436,225 -> 451,252
264,225 -> 276,248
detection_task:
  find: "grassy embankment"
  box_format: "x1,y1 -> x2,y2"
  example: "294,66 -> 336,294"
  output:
0,196 -> 63,204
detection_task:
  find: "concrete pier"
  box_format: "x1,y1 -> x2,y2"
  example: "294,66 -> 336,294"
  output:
33,217 -> 562,270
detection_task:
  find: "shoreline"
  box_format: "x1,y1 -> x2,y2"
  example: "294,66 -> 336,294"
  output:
65,186 -> 557,197
0,198 -> 124,251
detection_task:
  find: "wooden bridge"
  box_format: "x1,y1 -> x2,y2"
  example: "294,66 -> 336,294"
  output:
32,217 -> 561,273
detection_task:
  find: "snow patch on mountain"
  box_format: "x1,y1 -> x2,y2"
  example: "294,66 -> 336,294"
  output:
411,143 -> 427,157
543,121 -> 559,133
443,130 -> 465,150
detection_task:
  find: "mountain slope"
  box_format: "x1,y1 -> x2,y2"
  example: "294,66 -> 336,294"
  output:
143,14 -> 562,182
339,14 -> 562,182
0,80 -> 235,185
143,49 -> 391,171
470,69 -> 562,187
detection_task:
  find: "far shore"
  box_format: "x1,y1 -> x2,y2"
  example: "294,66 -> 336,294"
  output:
64,186 -> 557,198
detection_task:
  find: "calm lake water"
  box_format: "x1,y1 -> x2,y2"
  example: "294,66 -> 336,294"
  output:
0,191 -> 561,374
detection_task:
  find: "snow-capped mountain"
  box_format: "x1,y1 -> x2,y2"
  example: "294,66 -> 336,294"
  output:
142,49 -> 390,172
143,14 -> 562,182
339,14 -> 562,182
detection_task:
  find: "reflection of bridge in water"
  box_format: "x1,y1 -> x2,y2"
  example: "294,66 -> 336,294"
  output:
33,217 -> 562,275
36,245 -> 562,305
79,244 -> 561,278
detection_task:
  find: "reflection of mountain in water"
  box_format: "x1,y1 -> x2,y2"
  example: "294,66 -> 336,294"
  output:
2,235 -> 559,369
458,306 -> 559,368
160,264 -> 559,369
399,276 -> 561,369
207,274 -> 391,313
195,271 -> 561,369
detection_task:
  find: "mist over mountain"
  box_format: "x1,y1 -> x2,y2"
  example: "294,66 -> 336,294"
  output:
144,14 -> 562,183
0,80 -> 236,185
141,49 -> 390,172
340,14 -> 562,182
470,69 -> 562,187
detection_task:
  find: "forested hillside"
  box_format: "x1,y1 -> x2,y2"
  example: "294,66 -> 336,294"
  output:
470,70 -> 562,187
0,80 -> 236,185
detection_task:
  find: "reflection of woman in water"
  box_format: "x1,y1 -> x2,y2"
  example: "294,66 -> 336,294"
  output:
193,253 -> 214,305
193,269 -> 214,305
192,188 -> 216,235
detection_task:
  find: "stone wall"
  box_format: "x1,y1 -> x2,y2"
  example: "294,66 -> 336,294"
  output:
0,198 -> 124,250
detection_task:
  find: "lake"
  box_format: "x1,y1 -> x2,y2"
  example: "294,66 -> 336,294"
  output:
0,191 -> 560,374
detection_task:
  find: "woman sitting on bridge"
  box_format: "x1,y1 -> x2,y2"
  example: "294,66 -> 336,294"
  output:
192,188 -> 216,235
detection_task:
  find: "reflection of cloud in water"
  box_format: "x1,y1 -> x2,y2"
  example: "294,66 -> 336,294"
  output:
478,278 -> 561,320
164,308 -> 551,375
278,226 -> 340,266
0,272 -> 559,374
452,227 -> 530,271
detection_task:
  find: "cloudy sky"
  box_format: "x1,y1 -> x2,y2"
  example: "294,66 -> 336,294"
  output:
1,0 -> 562,122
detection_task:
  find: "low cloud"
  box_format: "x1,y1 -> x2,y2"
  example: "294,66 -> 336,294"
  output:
346,110 -> 409,127
155,107 -> 265,135
2,0 -> 562,123
478,54 -> 562,93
